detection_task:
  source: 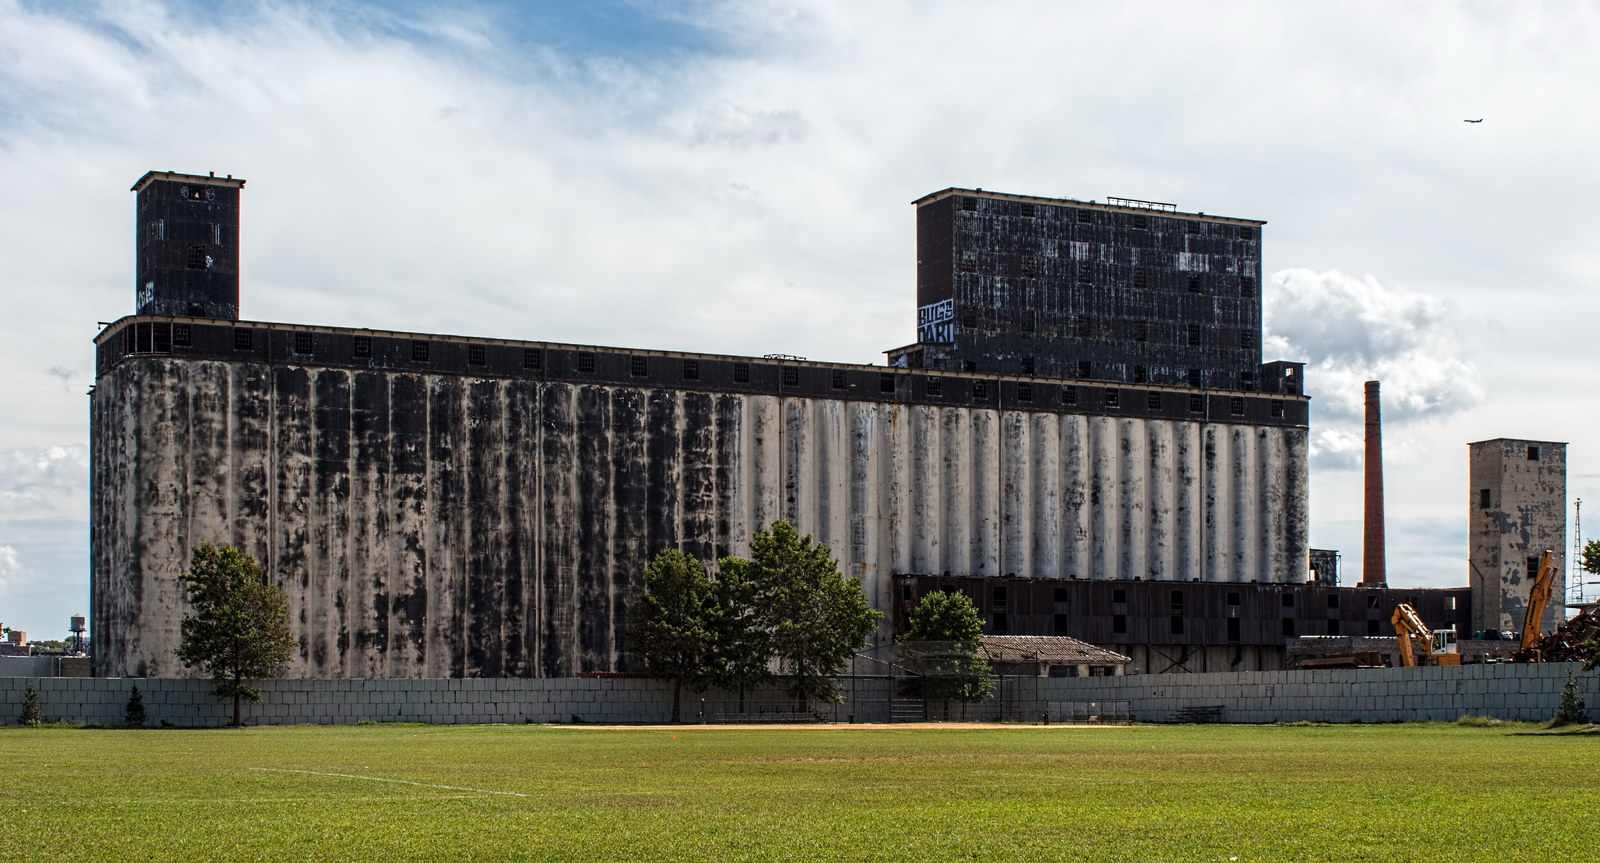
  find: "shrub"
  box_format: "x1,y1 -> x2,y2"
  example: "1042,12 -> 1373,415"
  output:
19,683 -> 42,726
1551,672 -> 1589,727
125,685 -> 147,727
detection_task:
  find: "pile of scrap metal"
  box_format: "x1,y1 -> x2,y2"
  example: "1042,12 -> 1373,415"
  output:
1511,605 -> 1600,663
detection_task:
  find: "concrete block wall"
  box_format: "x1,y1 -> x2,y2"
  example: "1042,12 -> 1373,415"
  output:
1,665 -> 1595,726
0,676 -> 900,728
1037,662 -> 1600,723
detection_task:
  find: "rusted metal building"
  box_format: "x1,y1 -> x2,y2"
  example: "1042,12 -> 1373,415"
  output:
91,174 -> 1317,679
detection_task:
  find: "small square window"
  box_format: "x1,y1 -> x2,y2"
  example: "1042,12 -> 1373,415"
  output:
233,328 -> 254,351
733,362 -> 750,383
973,381 -> 988,400
1240,330 -> 1256,350
1230,397 -> 1245,416
830,370 -> 846,390
1132,321 -> 1148,343
1147,392 -> 1162,410
1270,400 -> 1284,418
992,613 -> 1009,634
1133,267 -> 1147,289
1076,260 -> 1092,283
1018,204 -> 1034,218
1327,594 -> 1340,609
1326,619 -> 1341,636
1063,385 -> 1077,406
1479,488 -> 1491,509
1017,382 -> 1032,403
172,324 -> 191,347
1367,619 -> 1381,636
1077,360 -> 1092,379
523,348 -> 542,370
468,345 -> 486,366
1282,618 -> 1296,637
1239,275 -> 1254,297
293,333 -> 314,355
1188,325 -> 1202,346
1185,220 -> 1202,234
1053,614 -> 1069,635
354,336 -> 372,358
1189,394 -> 1204,413
1187,275 -> 1201,293
1187,368 -> 1201,388
1367,594 -> 1380,609
1112,588 -> 1126,603
1112,614 -> 1127,634
1227,617 -> 1241,642
961,196 -> 978,211
879,373 -> 896,394
1169,590 -> 1184,608
1021,356 -> 1035,376
926,377 -> 942,397
1238,226 -> 1255,240
1527,445 -> 1541,461
1226,591 -> 1240,606
629,356 -> 648,377
683,359 -> 699,381
782,366 -> 799,387
1240,372 -> 1255,392
1129,214 -> 1148,230
1054,587 -> 1070,603
411,340 -> 430,363
1076,209 -> 1093,224
577,352 -> 595,373
1170,616 -> 1184,635
1104,389 -> 1119,408
1281,593 -> 1295,607
1134,365 -> 1147,383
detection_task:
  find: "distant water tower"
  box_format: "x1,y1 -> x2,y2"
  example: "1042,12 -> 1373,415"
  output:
69,614 -> 86,654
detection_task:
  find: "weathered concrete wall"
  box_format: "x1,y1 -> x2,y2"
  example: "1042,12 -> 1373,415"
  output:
1469,439 -> 1566,635
92,357 -> 1308,679
4,665 -> 1592,727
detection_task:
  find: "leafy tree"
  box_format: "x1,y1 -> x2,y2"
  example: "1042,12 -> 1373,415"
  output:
708,557 -> 773,709
898,590 -> 995,704
175,543 -> 297,727
125,685 -> 147,728
1553,671 -> 1589,726
743,521 -> 880,706
19,682 -> 41,726
635,549 -> 719,722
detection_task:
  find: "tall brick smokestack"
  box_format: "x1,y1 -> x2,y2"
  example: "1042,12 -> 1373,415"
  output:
1363,380 -> 1386,587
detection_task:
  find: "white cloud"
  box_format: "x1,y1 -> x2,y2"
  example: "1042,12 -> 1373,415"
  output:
1265,269 -> 1484,469
0,445 -> 89,519
0,545 -> 18,594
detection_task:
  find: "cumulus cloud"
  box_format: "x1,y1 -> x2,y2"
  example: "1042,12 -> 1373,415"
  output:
1264,269 -> 1484,470
689,100 -> 809,147
0,445 -> 89,518
0,545 -> 18,593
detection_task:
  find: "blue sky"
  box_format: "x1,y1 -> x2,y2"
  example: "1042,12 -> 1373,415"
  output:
2,0 -> 1599,638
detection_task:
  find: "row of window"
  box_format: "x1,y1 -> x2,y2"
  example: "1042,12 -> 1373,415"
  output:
956,197 -> 1259,240
954,311 -> 1259,349
958,257 -> 1258,297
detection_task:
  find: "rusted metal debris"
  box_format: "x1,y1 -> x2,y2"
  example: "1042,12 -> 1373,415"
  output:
1511,605 -> 1600,663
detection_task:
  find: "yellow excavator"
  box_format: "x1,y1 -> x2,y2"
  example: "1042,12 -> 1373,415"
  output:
1391,603 -> 1461,667
1511,550 -> 1559,662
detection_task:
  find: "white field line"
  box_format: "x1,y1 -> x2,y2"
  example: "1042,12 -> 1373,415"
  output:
250,767 -> 529,798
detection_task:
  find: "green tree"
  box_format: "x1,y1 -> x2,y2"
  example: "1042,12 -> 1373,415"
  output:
175,543 -> 297,727
1553,671 -> 1589,726
743,521 -> 880,707
125,685 -> 147,728
635,548 -> 719,722
897,590 -> 995,704
19,682 -> 41,726
708,557 -> 774,709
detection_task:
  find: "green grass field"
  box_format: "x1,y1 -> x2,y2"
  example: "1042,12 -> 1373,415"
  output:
1,722 -> 1595,862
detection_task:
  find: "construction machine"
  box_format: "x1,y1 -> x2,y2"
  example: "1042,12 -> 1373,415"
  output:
1391,603 -> 1461,667
1514,550 -> 1558,659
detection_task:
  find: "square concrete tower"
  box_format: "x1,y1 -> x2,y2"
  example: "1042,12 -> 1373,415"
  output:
1469,438 -> 1566,635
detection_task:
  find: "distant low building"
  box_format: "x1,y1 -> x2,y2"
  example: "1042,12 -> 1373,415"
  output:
979,635 -> 1130,678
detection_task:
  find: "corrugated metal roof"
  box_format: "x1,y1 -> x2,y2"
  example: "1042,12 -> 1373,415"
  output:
979,635 -> 1131,665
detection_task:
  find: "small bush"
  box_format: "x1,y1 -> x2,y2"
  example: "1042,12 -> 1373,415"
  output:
125,685 -> 147,728
1456,715 -> 1506,727
19,683 -> 42,726
1551,673 -> 1589,727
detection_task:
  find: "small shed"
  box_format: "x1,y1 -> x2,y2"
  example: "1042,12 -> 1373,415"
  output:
979,635 -> 1131,678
